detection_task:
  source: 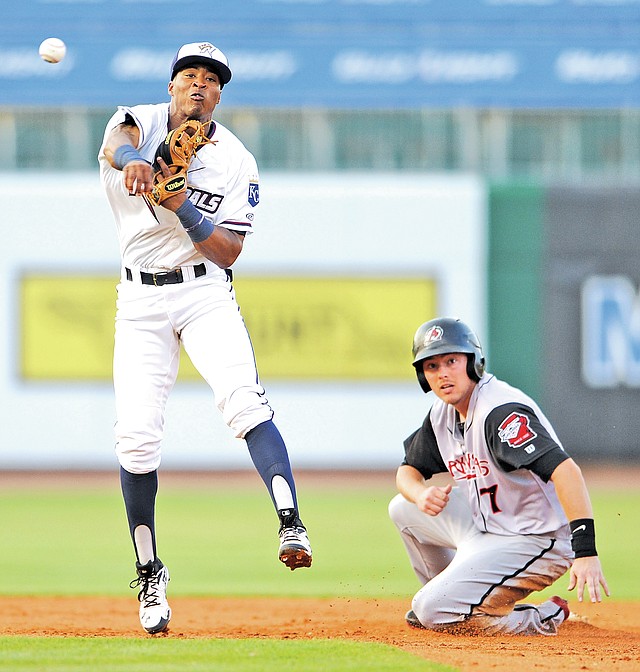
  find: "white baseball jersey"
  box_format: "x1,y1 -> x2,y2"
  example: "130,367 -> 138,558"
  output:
403,373 -> 570,535
98,103 -> 259,271
98,103 -> 273,474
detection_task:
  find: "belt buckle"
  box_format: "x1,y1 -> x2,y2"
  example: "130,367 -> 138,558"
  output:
153,268 -> 183,286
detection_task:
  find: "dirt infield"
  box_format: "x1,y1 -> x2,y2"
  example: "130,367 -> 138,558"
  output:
1,467 -> 639,670
0,595 -> 638,671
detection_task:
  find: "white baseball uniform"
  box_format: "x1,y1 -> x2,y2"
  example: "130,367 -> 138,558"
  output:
98,103 -> 272,474
389,372 -> 574,635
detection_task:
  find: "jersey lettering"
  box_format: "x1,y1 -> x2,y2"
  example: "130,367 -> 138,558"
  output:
497,412 -> 537,447
448,454 -> 490,480
186,187 -> 224,214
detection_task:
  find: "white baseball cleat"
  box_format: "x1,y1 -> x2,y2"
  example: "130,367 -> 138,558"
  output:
278,510 -> 312,570
130,558 -> 171,634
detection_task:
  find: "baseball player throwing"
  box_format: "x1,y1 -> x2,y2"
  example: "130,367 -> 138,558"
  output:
389,317 -> 609,635
98,41 -> 312,635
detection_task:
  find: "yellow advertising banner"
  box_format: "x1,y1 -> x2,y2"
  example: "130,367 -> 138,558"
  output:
21,275 -> 117,381
20,275 -> 436,381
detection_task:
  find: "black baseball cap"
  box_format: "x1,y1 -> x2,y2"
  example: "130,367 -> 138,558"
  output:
170,42 -> 232,86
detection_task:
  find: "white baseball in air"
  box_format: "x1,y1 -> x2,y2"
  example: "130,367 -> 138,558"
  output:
39,38 -> 67,64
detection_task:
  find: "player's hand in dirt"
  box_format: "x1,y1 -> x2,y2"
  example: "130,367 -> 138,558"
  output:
415,483 -> 452,516
568,556 -> 610,603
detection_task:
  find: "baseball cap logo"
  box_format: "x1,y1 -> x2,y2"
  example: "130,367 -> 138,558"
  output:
197,43 -> 217,59
424,325 -> 444,345
171,42 -> 232,85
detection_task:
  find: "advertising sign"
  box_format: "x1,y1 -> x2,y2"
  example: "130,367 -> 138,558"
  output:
2,1 -> 638,108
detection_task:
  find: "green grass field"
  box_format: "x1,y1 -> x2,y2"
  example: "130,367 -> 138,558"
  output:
0,476 -> 637,671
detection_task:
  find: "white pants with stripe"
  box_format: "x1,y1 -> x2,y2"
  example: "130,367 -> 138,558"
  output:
388,488 -> 573,635
113,264 -> 273,474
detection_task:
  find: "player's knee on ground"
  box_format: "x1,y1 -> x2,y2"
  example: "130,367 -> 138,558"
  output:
412,587 -> 468,629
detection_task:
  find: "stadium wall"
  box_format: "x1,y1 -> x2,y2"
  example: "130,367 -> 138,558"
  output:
0,172 -> 485,470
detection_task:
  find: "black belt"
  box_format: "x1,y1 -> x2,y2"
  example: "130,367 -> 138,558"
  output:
125,263 -> 207,286
125,265 -> 233,286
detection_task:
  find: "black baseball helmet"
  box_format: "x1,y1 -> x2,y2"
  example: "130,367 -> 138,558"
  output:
411,317 -> 485,393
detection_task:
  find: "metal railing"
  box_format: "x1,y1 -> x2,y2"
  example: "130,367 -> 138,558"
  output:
1,107 -> 639,182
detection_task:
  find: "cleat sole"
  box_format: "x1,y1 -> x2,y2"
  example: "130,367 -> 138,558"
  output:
144,612 -> 171,635
279,548 -> 312,570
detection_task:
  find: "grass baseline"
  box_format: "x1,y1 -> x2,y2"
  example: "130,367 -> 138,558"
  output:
0,636 -> 452,672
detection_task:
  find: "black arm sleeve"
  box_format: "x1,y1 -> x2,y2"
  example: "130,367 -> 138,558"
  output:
401,410 -> 448,480
485,402 -> 569,482
527,450 -> 570,483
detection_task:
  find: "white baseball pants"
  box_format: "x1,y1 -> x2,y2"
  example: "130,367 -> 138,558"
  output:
113,266 -> 273,474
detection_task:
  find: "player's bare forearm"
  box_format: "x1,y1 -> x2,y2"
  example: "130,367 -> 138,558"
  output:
193,227 -> 244,268
396,465 -> 451,515
153,156 -> 243,266
104,124 -> 154,195
550,458 -> 594,521
551,458 -> 611,602
103,124 -> 142,167
396,465 -> 425,499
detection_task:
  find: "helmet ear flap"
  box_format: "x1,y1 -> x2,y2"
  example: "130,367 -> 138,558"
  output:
476,357 -> 486,379
466,354 -> 485,383
466,354 -> 479,382
416,367 -> 431,393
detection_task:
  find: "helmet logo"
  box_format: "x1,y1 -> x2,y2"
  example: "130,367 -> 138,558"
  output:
497,412 -> 537,448
423,325 -> 444,345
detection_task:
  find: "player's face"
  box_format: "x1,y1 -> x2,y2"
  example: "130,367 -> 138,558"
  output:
422,353 -> 476,417
169,66 -> 222,123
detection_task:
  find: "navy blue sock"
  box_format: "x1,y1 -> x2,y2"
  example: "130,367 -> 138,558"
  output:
120,467 -> 158,561
245,420 -> 298,512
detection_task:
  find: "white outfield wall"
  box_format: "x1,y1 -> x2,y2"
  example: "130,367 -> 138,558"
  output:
0,172 -> 486,470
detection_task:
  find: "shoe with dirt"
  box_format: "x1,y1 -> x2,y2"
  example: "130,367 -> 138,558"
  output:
405,609 -> 426,629
278,509 -> 312,570
549,595 -> 570,623
130,558 -> 171,634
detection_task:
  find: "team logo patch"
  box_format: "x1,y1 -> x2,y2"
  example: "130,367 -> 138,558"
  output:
497,412 -> 537,447
248,180 -> 260,207
423,325 -> 444,345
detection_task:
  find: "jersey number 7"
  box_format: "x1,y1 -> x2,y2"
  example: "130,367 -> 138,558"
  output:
479,484 -> 502,514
